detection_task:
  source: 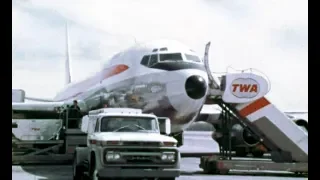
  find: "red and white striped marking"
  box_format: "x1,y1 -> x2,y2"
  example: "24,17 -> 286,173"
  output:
237,97 -> 271,121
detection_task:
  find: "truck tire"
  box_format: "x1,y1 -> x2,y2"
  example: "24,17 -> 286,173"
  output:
73,154 -> 84,180
159,178 -> 176,180
89,154 -> 105,180
92,169 -> 99,180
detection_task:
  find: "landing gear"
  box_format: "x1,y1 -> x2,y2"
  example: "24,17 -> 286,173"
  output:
170,132 -> 184,147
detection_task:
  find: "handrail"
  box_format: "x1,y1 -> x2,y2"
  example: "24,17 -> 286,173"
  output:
59,108 -> 83,129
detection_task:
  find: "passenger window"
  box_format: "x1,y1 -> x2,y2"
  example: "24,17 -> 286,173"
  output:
94,118 -> 100,132
149,54 -> 158,67
140,55 -> 150,66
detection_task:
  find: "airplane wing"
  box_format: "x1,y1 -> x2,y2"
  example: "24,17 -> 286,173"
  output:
195,105 -> 221,123
24,96 -> 55,102
12,102 -> 65,120
12,102 -> 64,112
284,111 -> 308,122
12,89 -> 54,102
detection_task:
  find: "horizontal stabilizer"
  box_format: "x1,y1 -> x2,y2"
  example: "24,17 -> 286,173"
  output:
12,89 -> 25,102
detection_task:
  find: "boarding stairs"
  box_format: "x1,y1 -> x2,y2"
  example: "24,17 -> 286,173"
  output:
202,41 -> 308,163
205,71 -> 308,163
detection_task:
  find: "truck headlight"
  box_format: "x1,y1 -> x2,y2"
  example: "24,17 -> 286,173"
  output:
106,151 -> 121,161
161,152 -> 175,161
161,154 -> 168,160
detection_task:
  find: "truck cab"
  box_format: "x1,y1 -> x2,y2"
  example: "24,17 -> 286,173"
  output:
73,108 -> 180,180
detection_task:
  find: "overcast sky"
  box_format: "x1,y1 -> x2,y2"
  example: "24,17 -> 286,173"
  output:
12,0 -> 308,111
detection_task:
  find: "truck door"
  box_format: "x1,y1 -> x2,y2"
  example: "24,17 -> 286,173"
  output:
87,117 -> 99,146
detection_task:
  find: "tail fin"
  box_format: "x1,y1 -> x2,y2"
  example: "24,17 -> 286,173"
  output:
65,23 -> 72,85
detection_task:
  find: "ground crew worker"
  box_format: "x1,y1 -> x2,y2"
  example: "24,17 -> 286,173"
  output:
70,100 -> 81,112
67,100 -> 82,128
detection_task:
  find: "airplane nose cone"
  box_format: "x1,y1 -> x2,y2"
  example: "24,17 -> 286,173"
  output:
185,75 -> 207,100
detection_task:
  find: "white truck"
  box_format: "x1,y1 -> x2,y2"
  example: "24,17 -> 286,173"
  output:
72,108 -> 180,180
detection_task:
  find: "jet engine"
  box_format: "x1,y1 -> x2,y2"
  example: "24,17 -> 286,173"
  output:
293,119 -> 308,132
211,122 -> 264,157
230,124 -> 259,146
285,113 -> 308,132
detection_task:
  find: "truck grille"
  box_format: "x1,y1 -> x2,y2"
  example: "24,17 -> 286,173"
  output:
103,148 -> 177,166
122,141 -> 160,146
124,155 -> 157,163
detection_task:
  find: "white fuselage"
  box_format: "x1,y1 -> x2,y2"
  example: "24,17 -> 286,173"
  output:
35,40 -> 209,133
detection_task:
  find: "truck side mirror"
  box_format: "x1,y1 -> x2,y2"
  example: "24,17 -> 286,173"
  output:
158,117 -> 171,135
12,122 -> 18,128
80,115 -> 90,133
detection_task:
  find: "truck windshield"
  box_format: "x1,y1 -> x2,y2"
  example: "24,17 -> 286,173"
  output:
100,116 -> 159,133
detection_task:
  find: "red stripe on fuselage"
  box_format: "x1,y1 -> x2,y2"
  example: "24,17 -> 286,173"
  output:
101,64 -> 129,80
56,64 -> 129,101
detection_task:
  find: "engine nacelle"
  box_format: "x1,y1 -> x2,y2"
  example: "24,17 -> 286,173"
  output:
293,119 -> 308,132
212,123 -> 260,148
231,124 -> 259,146
284,112 -> 308,132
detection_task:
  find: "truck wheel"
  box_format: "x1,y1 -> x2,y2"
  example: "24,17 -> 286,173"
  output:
89,156 -> 103,180
92,169 -> 99,180
73,154 -> 84,180
158,178 -> 176,180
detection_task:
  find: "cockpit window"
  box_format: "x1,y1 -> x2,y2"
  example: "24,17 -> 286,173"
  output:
159,47 -> 168,51
149,54 -> 158,67
140,55 -> 150,66
185,54 -> 201,62
159,53 -> 183,62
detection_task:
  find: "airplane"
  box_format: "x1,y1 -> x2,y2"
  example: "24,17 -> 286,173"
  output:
12,25 -> 308,155
12,25 -> 209,146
